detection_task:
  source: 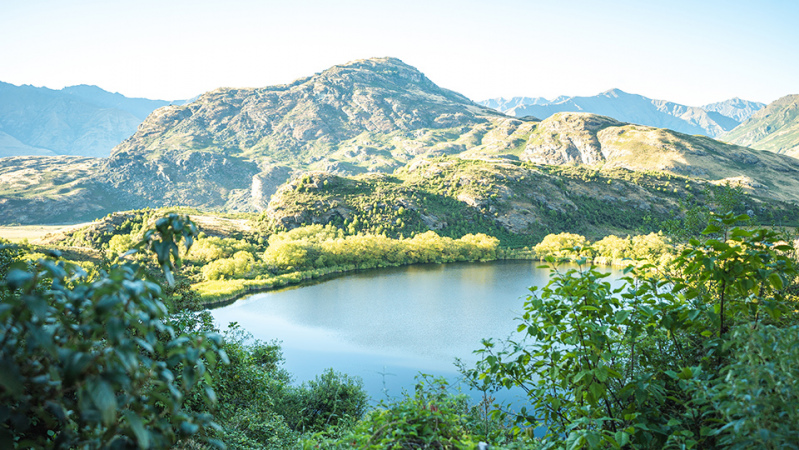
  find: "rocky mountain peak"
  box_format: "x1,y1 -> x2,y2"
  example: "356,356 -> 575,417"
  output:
600,88 -> 628,98
110,57 -> 498,161
702,97 -> 766,123
101,57 -> 504,209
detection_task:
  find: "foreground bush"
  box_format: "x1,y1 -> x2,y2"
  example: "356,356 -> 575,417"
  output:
0,215 -> 227,448
475,213 -> 799,449
301,376 -> 532,450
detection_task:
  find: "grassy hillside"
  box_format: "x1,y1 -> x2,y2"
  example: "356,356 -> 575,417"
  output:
720,94 -> 799,158
260,157 -> 799,245
520,112 -> 799,203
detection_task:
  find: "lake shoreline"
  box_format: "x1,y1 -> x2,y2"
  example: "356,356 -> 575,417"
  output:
208,260 -> 626,403
195,254 -> 646,310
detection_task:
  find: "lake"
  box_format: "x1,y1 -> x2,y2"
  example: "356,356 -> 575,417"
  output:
210,260 -> 620,402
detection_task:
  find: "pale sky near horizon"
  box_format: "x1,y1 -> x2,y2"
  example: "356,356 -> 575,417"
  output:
1,0 -> 796,106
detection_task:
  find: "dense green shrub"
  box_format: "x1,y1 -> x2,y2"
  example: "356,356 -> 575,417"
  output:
280,368 -> 369,433
189,321 -> 298,448
262,226 -> 499,273
533,233 -> 588,259
300,376 -> 523,450
475,213 -> 799,449
0,215 -> 227,449
201,251 -> 256,281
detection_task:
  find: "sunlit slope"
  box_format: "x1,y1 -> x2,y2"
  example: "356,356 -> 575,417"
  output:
261,157 -> 799,243
520,112 -> 799,203
720,94 -> 799,158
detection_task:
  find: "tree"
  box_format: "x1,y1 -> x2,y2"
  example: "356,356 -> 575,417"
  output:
533,233 -> 589,259
0,214 -> 227,449
473,213 -> 799,449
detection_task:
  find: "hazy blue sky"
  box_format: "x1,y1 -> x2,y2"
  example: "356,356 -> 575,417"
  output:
1,0 -> 796,106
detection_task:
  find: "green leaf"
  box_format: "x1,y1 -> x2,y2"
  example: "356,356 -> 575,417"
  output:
124,411 -> 149,448
615,430 -> 630,447
585,431 -> 600,449
614,309 -> 631,324
5,269 -> 33,290
573,370 -> 591,383
25,295 -> 49,321
204,386 -> 217,405
0,358 -> 23,393
589,382 -> 604,401
768,272 -> 783,290
179,421 -> 199,436
88,379 -> 118,426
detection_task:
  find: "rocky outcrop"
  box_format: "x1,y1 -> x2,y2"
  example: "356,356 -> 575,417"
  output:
264,172 -> 355,230
101,151 -> 260,208
521,113 -> 621,165
251,165 -> 294,211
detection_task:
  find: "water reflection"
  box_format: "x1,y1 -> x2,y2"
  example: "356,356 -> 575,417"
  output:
210,260 -> 618,399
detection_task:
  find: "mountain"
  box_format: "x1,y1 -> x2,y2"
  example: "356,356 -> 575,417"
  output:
0,131 -> 56,157
519,112 -> 799,203
719,95 -> 799,158
109,57 -> 501,164
0,156 -> 126,224
479,97 -> 550,113
2,57 -> 798,225
701,98 -> 765,123
479,89 -> 758,137
0,81 -> 180,158
102,56 -> 511,208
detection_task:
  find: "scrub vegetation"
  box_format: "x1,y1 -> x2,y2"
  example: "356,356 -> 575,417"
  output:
3,208 -> 797,448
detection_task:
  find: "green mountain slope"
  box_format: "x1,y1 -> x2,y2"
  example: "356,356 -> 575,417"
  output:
260,157 -> 799,243
719,94 -> 799,158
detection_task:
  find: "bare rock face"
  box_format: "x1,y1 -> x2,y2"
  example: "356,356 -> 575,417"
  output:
101,151 -> 260,208
251,165 -> 294,211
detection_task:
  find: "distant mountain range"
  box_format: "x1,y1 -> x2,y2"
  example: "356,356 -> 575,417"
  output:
2,57 -> 799,226
479,90 -> 765,138
0,82 -> 186,158
720,95 -> 799,158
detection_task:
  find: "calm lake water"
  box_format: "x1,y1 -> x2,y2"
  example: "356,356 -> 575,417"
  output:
210,260 -> 620,402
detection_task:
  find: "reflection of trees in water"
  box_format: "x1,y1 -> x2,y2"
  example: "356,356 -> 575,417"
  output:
215,261 -> 620,360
